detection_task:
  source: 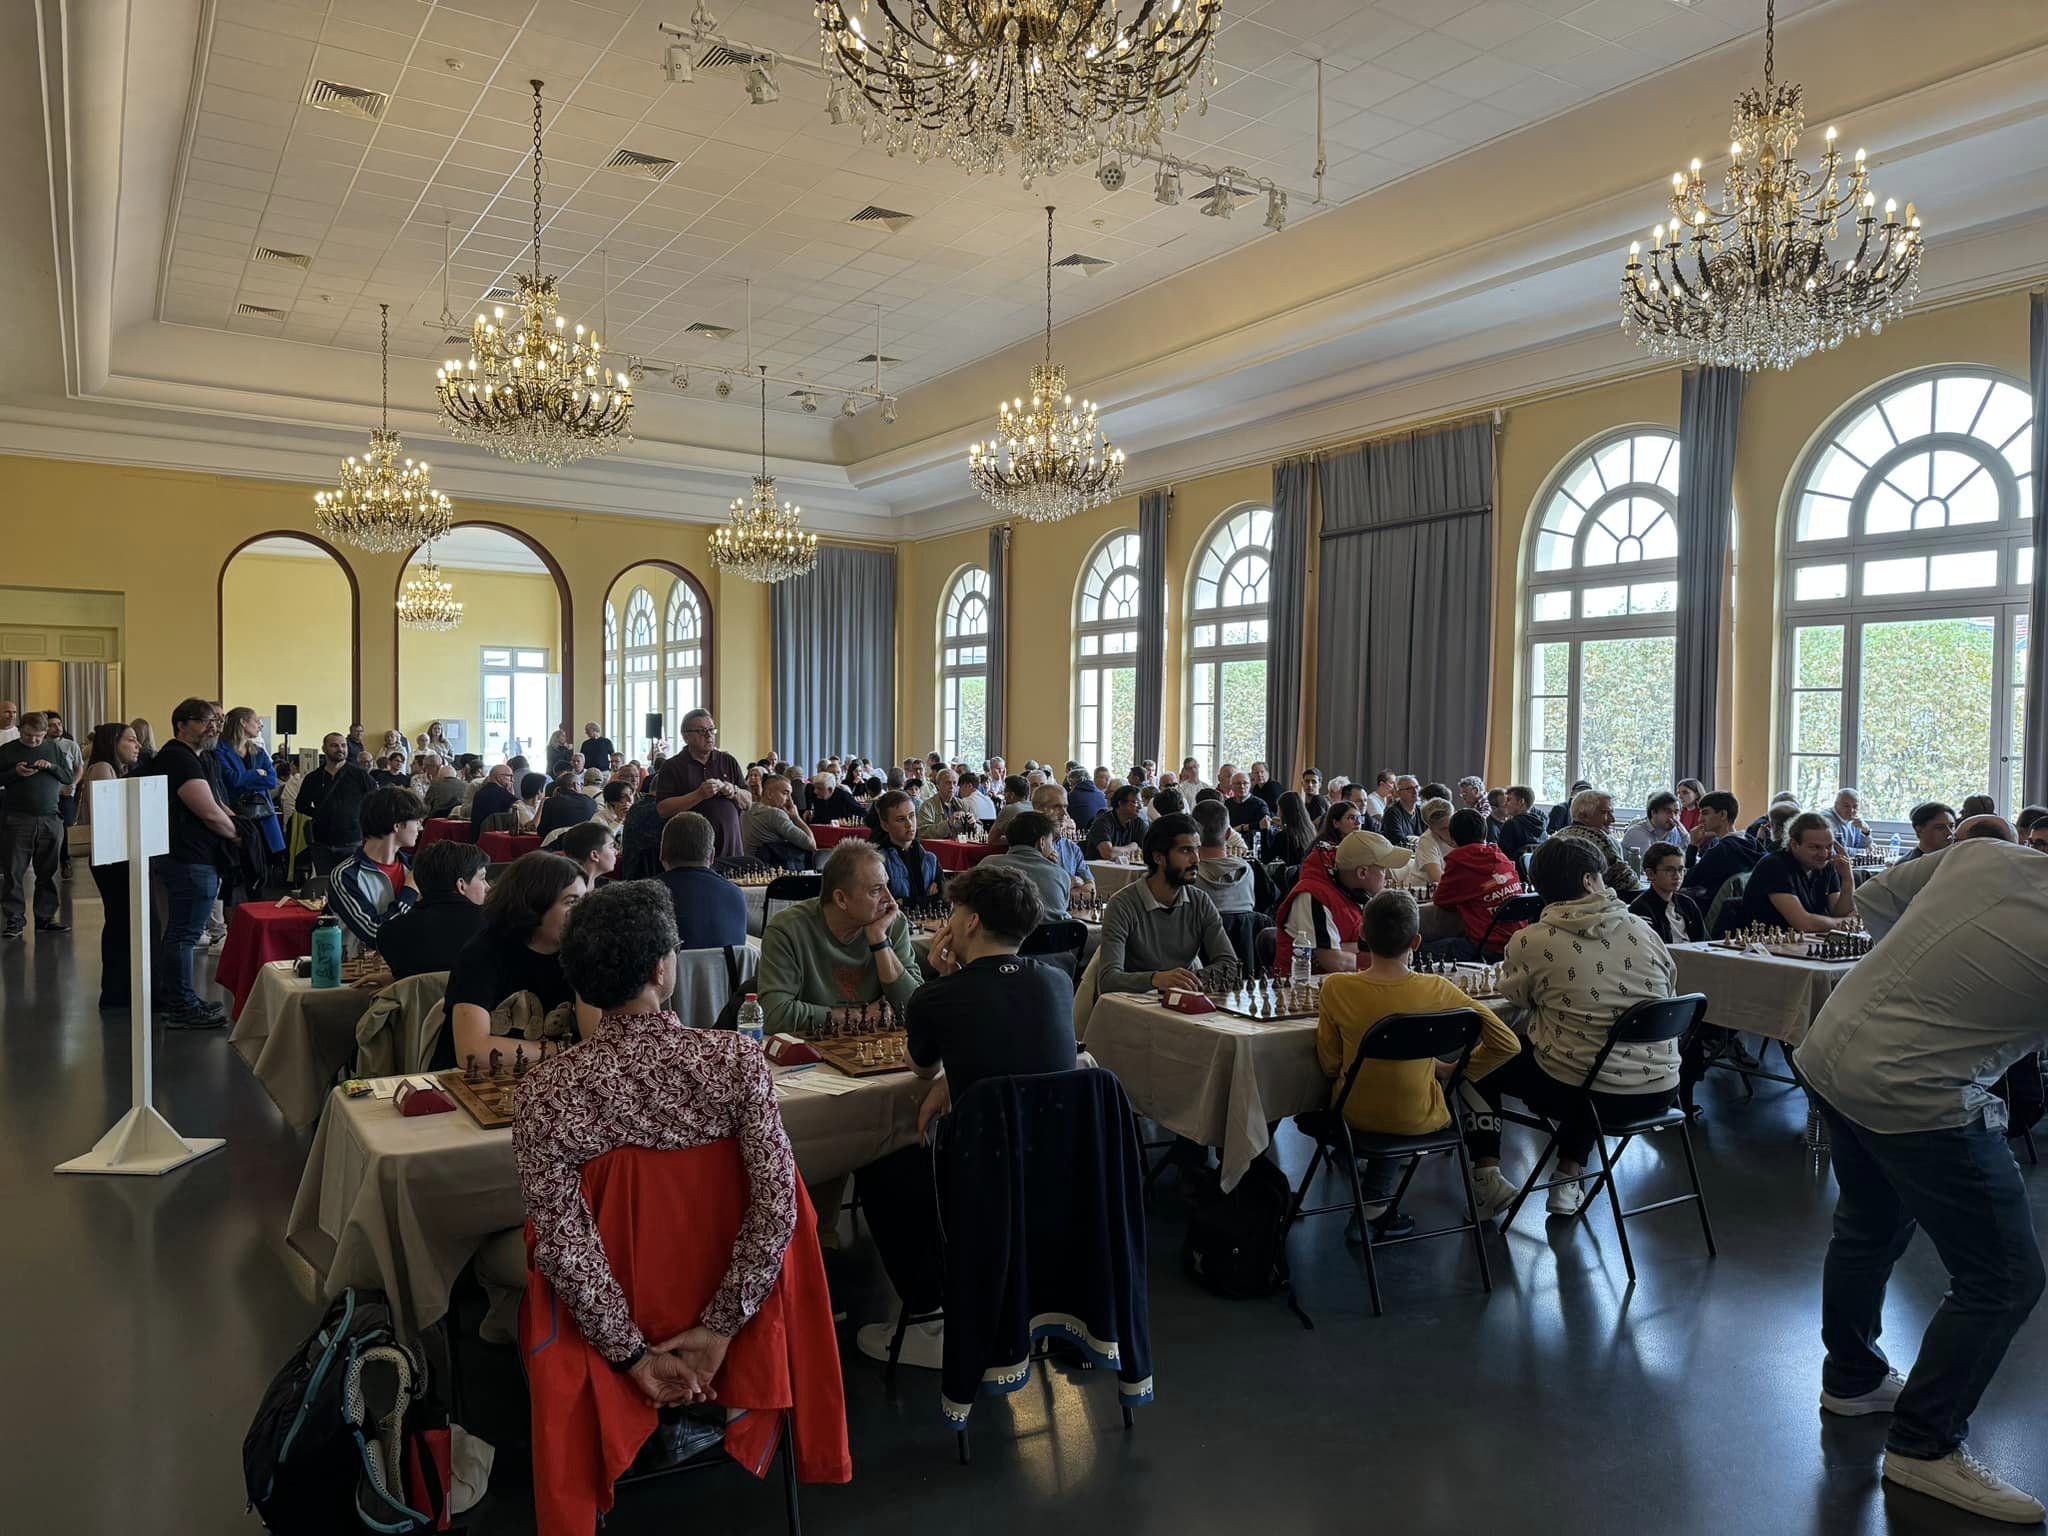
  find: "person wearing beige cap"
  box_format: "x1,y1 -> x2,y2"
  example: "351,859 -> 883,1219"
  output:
1275,829 -> 1412,975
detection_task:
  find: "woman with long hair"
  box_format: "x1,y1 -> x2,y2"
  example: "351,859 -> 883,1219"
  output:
1676,777 -> 1707,833
213,708 -> 283,920
128,717 -> 156,775
79,722 -> 142,1008
1266,789 -> 1318,868
1316,798 -> 1363,847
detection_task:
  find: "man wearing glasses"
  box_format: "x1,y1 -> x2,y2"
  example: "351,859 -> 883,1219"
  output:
654,708 -> 751,861
148,698 -> 241,1026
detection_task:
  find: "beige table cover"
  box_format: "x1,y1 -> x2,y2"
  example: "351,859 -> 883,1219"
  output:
230,963 -> 379,1129
286,1062 -> 928,1336
1086,859 -> 1147,901
1670,941 -> 1858,1047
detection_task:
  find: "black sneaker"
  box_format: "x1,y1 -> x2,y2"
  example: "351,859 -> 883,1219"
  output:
35,920 -> 71,933
162,1004 -> 226,1029
1,928 -> 22,941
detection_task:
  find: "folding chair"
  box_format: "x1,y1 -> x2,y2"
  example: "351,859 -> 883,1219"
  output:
610,1416 -> 803,1536
762,872 -> 822,929
1019,918 -> 1088,966
1283,1009 -> 1493,1317
1476,893 -> 1544,959
1499,993 -> 1717,1282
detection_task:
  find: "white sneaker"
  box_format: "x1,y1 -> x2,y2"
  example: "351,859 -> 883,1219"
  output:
1546,1178 -> 1584,1217
1821,1369 -> 1907,1417
1883,1446 -> 2045,1524
1469,1166 -> 1519,1225
855,1316 -> 944,1370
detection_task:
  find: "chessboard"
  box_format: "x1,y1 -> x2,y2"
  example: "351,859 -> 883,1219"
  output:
1715,922 -> 1873,961
439,1041 -> 562,1127
1214,976 -> 1324,1022
812,1032 -> 914,1077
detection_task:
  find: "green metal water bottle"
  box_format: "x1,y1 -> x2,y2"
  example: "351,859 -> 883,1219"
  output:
310,914 -> 343,989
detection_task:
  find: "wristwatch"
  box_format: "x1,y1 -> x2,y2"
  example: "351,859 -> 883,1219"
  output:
868,940 -> 890,953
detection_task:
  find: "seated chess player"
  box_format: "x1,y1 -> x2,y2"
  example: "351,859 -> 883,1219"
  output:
741,772 -> 817,871
512,771 -> 548,831
1028,782 -> 1093,887
984,810 -> 1081,918
444,852 -> 595,1073
1095,812 -> 1236,996
873,789 -> 942,902
591,779 -> 635,836
1621,791 -> 1688,856
1277,829 -> 1411,974
1551,787 -> 1643,898
804,770 -> 863,825
852,864 -> 1079,1368
1429,809 -> 1528,960
1085,783 -> 1146,860
1190,798 -> 1258,914
655,811 -> 749,952
756,840 -> 922,1037
554,820 -> 619,889
1682,791 -> 1765,925
957,770 -> 998,822
1222,771 -> 1272,837
327,786 -> 425,952
373,840 -> 490,982
1899,800 -> 1956,861
1629,842 -> 1706,945
989,774 -> 1032,837
2020,806 -> 2048,853
1316,799 -> 1364,847
536,770 -> 599,839
1066,768 -> 1108,827
916,768 -> 976,840
513,877 -> 799,1407
1739,811 -> 1857,933
1823,787 -> 1871,854
1317,890 -> 1520,1224
1396,797 -> 1454,886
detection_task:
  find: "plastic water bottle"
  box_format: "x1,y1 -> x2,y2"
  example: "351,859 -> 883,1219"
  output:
310,915 -> 343,989
1887,832 -> 1902,861
736,992 -> 766,1048
1290,939 -> 1311,989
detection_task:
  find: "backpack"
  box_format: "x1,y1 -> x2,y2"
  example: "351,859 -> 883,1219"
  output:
243,1289 -> 449,1534
1182,1154 -> 1294,1301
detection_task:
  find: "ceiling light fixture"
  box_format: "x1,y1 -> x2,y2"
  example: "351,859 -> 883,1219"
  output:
1098,157 -> 1127,192
435,81 -> 634,466
1153,165 -> 1181,206
798,391 -> 818,414
1201,175 -> 1235,219
710,367 -> 820,584
882,397 -> 897,424
664,42 -> 695,83
817,0 -> 1223,186
1622,0 -> 1922,371
841,396 -> 859,418
715,378 -> 733,398
1264,189 -> 1287,232
968,206 -> 1124,523
396,544 -> 465,632
744,59 -> 780,104
316,304 -> 453,553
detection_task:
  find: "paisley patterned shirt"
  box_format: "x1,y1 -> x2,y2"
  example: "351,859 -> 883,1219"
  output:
512,1009 -> 797,1362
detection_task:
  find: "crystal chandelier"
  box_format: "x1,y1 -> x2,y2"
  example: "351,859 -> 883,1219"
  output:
396,545 -> 464,632
1621,0 -> 1923,372
816,0 -> 1222,184
709,369 -> 820,585
436,81 -> 633,466
968,207 -> 1124,522
315,305 -> 452,553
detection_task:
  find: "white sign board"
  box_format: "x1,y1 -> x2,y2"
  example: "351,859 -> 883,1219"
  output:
90,774 -> 169,866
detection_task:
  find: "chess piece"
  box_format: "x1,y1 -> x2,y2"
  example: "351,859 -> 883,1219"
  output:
489,1047 -> 503,1079
465,1054 -> 482,1084
513,1045 -> 528,1078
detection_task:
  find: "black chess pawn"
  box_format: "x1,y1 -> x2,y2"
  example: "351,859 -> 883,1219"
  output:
513,1044 -> 528,1078
465,1054 -> 481,1084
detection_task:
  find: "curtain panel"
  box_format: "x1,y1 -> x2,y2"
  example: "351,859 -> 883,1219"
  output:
1265,458 -> 1313,781
1133,490 -> 1169,767
61,663 -> 111,737
985,524 -> 1009,762
1672,367 -> 1745,784
771,546 -> 897,771
2027,291 -> 2048,805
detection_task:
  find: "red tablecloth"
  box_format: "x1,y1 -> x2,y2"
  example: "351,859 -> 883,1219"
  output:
417,818 -> 475,847
217,901 -> 321,1013
810,824 -> 870,848
479,831 -> 542,863
927,838 -> 997,871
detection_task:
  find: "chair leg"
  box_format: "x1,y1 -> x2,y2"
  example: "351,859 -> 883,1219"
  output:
1575,1132 -> 1626,1227
1591,1133 -> 1636,1283
1676,1120 -> 1718,1258
780,1423 -> 803,1536
1501,1127 -> 1561,1232
957,1427 -> 972,1465
1342,1148 -> 1384,1317
1121,1402 -> 1135,1430
1285,1142 -> 1327,1229
1453,1137 -> 1493,1295
885,1309 -> 909,1381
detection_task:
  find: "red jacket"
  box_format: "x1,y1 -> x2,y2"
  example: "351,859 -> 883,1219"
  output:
1432,842 -> 1527,949
521,1142 -> 850,1536
1275,846 -> 1365,975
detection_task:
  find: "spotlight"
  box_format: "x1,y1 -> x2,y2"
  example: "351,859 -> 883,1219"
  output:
1153,165 -> 1181,206
1097,157 -> 1126,192
841,396 -> 859,418
663,43 -> 694,83
1202,177 -> 1235,219
881,397 -> 897,424
714,377 -> 733,398
671,368 -> 689,391
744,61 -> 779,105
799,392 -> 818,415
1264,189 -> 1287,232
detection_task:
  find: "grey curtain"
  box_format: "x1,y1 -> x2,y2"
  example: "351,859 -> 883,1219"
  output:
771,546 -> 896,770
1133,489 -> 1169,767
1314,422 -> 1494,783
985,525 -> 1009,763
1672,367 -> 1745,784
0,662 -> 25,712
1265,458 -> 1313,780
62,662 -> 111,734
2028,291 -> 2048,805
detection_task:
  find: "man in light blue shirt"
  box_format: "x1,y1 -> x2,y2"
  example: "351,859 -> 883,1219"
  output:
1620,790 -> 1688,856
1822,787 -> 1871,853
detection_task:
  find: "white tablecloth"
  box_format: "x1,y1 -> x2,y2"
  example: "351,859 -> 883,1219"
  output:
1086,859 -> 1146,901
229,963 -> 378,1130
1670,941 -> 1859,1047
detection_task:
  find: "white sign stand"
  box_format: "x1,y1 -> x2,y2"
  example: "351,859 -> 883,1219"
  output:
55,775 -> 226,1176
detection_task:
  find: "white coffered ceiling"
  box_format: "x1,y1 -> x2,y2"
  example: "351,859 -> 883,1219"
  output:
10,0 -> 2048,536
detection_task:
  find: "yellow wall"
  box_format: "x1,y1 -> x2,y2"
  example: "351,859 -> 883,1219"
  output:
398,565 -> 562,743
221,550 -> 355,742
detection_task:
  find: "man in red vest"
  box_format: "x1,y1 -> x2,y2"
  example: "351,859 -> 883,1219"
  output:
1275,829 -> 1412,974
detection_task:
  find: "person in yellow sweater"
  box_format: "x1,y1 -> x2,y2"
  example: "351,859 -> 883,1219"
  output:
1316,889 -> 1521,1232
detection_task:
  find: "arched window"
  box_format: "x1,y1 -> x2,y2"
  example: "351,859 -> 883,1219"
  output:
1782,368 -> 2033,822
940,566 -> 990,766
622,587 -> 658,757
1524,428 -> 1682,813
603,600 -> 618,749
1075,530 -> 1142,772
1188,507 -> 1272,773
664,581 -> 705,740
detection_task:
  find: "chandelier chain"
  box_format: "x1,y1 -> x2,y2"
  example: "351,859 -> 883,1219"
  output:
1764,0 -> 1774,85
1043,207 -> 1054,369
531,80 -> 545,278
379,304 -> 389,431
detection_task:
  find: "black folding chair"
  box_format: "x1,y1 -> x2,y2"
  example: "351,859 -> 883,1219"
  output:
762,872 -> 822,930
1476,893 -> 1543,959
1283,1009 -> 1493,1317
1499,993 -> 1716,1282
610,1410 -> 803,1536
1217,909 -> 1267,972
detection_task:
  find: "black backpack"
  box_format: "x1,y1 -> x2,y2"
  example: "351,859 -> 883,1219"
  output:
243,1289 -> 447,1534
1182,1154 -> 1295,1301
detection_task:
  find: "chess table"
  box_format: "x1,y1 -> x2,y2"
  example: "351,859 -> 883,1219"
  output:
416,818 -> 475,848
216,899 -> 324,1013
229,961 -> 381,1130
1086,858 -> 1147,901
1669,940 -> 1861,1047
477,830 -> 541,863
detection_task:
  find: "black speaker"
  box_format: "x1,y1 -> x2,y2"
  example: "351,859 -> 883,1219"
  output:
275,704 -> 299,735
645,712 -> 664,740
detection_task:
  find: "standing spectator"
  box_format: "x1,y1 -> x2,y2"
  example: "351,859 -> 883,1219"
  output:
653,709 -> 751,862
343,722 -> 367,765
214,706 -> 284,874
77,722 -> 142,1006
546,727 -> 575,776
0,699 -> 18,747
150,699 -> 238,1027
1629,843 -> 1706,944
297,732 -> 376,875
128,718 -> 155,776
579,720 -> 614,773
0,711 -> 77,938
275,756 -> 302,819
42,711 -> 84,877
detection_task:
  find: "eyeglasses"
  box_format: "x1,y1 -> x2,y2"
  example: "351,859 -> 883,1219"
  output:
685,725 -> 716,737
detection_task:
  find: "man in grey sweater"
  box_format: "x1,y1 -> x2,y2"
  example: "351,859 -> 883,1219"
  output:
984,811 -> 1081,918
1096,812 -> 1234,994
756,840 -> 921,1036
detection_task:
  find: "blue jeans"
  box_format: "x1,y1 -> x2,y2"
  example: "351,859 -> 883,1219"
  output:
1816,1097 -> 2046,1459
157,859 -> 219,1011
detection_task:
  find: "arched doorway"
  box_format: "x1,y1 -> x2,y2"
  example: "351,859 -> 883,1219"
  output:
601,561 -> 714,762
396,525 -> 571,765
218,533 -> 359,749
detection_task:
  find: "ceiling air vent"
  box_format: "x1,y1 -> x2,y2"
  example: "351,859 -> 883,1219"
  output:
304,80 -> 389,122
1190,182 -> 1256,204
694,44 -> 773,71
854,353 -> 901,365
684,321 -> 735,340
605,149 -> 677,181
235,303 -> 287,319
253,247 -> 311,269
1054,252 -> 1113,276
849,205 -> 914,233
444,332 -> 471,346
483,286 -> 517,301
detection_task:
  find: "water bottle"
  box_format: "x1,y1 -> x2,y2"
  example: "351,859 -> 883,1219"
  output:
1290,938 -> 1312,988
736,992 -> 766,1048
1887,832 -> 1901,861
310,915 -> 343,989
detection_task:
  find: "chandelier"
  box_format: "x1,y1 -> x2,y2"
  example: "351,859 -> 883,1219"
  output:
397,545 -> 464,632
435,81 -> 633,466
816,0 -> 1222,184
968,207 -> 1123,522
1621,0 -> 1922,372
709,369 -> 820,585
314,305 -> 452,553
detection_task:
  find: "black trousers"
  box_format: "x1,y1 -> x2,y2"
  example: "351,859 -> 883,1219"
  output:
856,1144 -> 944,1315
91,860 -> 131,1004
1462,1042 -> 1676,1166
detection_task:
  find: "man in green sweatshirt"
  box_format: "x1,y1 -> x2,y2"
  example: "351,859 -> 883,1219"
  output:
757,840 -> 922,1036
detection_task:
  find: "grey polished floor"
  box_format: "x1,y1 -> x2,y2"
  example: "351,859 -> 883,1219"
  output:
4,879 -> 2042,1534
